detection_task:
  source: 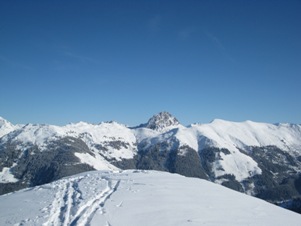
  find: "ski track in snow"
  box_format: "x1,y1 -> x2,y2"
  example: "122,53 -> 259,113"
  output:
42,175 -> 120,226
1,170 -> 301,226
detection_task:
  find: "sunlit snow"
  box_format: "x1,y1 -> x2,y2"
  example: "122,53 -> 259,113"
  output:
0,170 -> 300,226
0,164 -> 19,183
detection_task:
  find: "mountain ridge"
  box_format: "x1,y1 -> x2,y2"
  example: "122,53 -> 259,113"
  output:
2,113 -> 300,134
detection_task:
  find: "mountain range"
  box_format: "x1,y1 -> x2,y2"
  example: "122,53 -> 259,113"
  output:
1,112 -> 301,213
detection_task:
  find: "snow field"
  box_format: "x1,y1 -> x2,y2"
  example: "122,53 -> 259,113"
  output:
0,170 -> 301,226
0,164 -> 19,183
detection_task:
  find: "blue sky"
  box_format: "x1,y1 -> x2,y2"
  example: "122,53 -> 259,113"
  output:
0,0 -> 300,126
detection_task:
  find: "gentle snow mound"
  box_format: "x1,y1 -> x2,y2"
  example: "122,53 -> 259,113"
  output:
0,170 -> 300,226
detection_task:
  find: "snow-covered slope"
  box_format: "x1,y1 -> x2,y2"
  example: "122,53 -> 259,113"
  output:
64,121 -> 137,160
135,117 -> 301,182
0,170 -> 300,226
1,121 -> 137,159
0,117 -> 23,138
191,119 -> 301,153
0,120 -> 137,172
138,118 -> 301,157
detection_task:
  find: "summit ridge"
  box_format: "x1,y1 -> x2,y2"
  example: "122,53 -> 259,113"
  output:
145,111 -> 180,131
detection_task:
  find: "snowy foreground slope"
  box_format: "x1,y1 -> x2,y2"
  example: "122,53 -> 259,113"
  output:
0,170 -> 300,226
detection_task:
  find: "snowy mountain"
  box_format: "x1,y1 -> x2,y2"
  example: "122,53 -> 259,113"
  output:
142,111 -> 180,131
0,116 -> 23,138
1,112 -> 301,213
1,170 -> 301,226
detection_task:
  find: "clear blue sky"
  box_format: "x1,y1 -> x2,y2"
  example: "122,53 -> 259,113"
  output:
1,0 -> 300,126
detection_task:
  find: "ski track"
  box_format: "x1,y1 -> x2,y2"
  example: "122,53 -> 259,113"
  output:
42,175 -> 121,226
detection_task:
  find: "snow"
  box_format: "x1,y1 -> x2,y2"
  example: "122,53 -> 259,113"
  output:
192,119 -> 301,153
132,127 -> 160,143
0,117 -> 138,172
212,151 -> 262,181
74,153 -> 118,171
1,119 -> 137,160
135,118 -> 301,163
0,164 -> 18,183
5,122 -> 136,153
9,124 -> 67,149
64,121 -> 137,160
145,111 -> 180,131
175,126 -> 199,151
136,121 -> 269,181
0,117 -> 22,138
2,116 -> 300,157
1,115 -> 301,184
186,119 -> 301,181
0,170 -> 300,226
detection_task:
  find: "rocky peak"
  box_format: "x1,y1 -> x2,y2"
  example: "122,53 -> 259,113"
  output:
145,112 -> 180,131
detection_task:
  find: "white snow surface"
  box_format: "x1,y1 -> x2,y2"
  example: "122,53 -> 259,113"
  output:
0,119 -> 136,171
0,120 -> 137,159
63,121 -> 137,160
74,153 -> 118,171
192,119 -> 301,153
0,163 -> 18,183
0,117 -> 23,138
184,120 -> 300,181
0,170 -> 300,226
